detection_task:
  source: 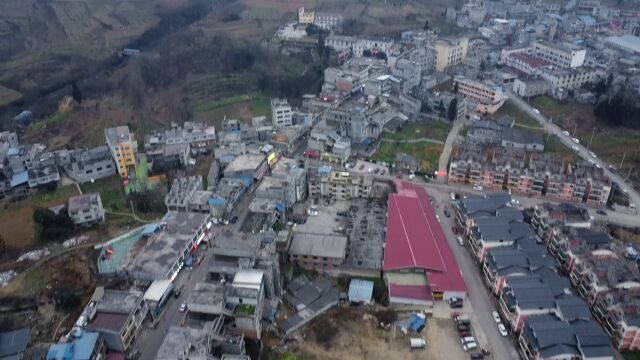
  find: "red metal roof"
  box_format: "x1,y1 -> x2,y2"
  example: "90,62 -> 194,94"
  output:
383,182 -> 467,293
389,284 -> 434,301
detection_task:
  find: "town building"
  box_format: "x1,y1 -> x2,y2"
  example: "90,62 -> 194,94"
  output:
209,177 -> 247,220
453,76 -> 506,113
105,126 -> 137,179
541,67 -> 597,91
155,324 -> 247,360
122,211 -> 212,281
431,37 -> 469,71
56,146 -> 116,184
298,7 -> 315,25
27,164 -> 60,188
313,12 -> 343,31
46,331 -> 106,360
165,176 -> 204,212
68,193 -> 105,227
308,167 -> 372,200
85,287 -> 148,352
256,157 -> 306,207
605,35 -> 640,55
533,41 -> 587,69
288,233 -> 347,271
271,98 -> 292,128
223,154 -> 269,182
384,182 -> 467,305
513,78 -> 551,97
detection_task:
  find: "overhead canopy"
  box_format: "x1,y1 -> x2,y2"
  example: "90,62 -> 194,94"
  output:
144,279 -> 173,302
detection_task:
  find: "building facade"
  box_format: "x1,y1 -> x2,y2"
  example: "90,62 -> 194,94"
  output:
105,126 -> 137,179
68,193 -> 105,227
431,37 -> 469,71
271,98 -> 293,128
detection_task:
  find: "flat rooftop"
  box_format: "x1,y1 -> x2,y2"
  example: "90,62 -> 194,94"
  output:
105,126 -> 132,145
224,154 -> 265,174
289,233 -> 347,259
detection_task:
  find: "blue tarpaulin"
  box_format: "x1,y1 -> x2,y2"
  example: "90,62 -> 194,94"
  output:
10,170 -> 28,187
318,165 -> 332,174
209,198 -> 226,206
275,203 -> 285,213
408,313 -> 426,332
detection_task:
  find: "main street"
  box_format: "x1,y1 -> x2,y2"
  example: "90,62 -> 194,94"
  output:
133,189 -> 256,360
505,88 -> 640,214
427,188 -> 520,360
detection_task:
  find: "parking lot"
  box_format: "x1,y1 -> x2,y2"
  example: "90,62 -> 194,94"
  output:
351,160 -> 389,176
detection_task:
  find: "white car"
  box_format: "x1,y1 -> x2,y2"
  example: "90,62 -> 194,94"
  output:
179,303 -> 187,312
492,311 -> 501,323
457,236 -> 464,246
473,184 -> 483,191
572,137 -> 580,144
462,342 -> 477,351
498,323 -> 508,337
589,151 -> 597,158
571,145 -> 579,152
450,192 -> 456,200
436,214 -> 441,223
532,108 -> 540,114
562,130 -> 570,136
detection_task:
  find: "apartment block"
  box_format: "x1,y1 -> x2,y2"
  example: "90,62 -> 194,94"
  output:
593,289 -> 640,351
542,67 -> 597,91
289,233 -> 347,271
271,98 -> 292,128
68,193 -> 105,227
453,76 -> 505,114
431,37 -> 469,71
533,41 -> 586,68
105,126 -> 137,179
85,287 -> 148,352
308,167 -> 372,200
56,146 -> 116,184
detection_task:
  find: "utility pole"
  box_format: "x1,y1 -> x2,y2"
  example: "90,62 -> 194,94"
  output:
619,152 -> 626,170
573,124 -> 577,137
626,167 -> 633,182
589,127 -> 595,149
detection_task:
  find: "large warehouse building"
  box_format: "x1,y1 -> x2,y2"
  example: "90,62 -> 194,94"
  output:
383,182 -> 467,306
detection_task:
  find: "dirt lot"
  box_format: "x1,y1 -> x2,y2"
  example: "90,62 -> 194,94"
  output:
279,308 -> 468,360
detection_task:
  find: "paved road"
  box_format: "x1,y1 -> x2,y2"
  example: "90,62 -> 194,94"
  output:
438,119 -> 465,178
505,89 -> 640,214
427,189 -> 520,360
381,137 -> 443,144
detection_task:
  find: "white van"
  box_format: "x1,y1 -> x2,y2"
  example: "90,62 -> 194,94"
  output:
473,184 -> 483,191
457,236 -> 464,246
409,338 -> 426,349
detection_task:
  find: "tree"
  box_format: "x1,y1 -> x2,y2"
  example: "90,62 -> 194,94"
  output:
272,221 -> 285,233
448,97 -> 458,121
33,207 -> 74,242
71,80 -> 82,104
375,51 -> 387,61
362,49 -> 372,57
423,20 -> 430,31
0,235 -> 5,255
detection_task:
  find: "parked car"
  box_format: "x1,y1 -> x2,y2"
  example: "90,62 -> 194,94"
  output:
462,342 -> 477,351
458,330 -> 471,337
450,192 -> 456,200
461,337 -> 475,344
179,303 -> 187,312
562,130 -> 570,136
532,108 -> 540,114
374,168 -> 380,174
457,236 -> 464,246
498,323 -> 508,337
470,352 -> 485,360
571,145 -> 579,152
572,137 -> 580,144
492,311 -> 501,323
444,209 -> 451,218
409,174 -> 416,179
473,184 -> 483,191
596,209 -> 607,215
589,151 -> 597,158
231,216 -> 239,224
436,214 -> 441,223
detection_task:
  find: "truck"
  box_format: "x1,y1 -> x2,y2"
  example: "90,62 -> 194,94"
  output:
409,338 -> 426,349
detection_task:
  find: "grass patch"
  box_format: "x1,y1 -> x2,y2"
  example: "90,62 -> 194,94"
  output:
32,112 -> 69,130
373,141 -> 441,171
33,185 -> 80,205
437,22 -> 467,36
623,352 -> 640,360
385,121 -> 451,142
493,102 -> 541,128
81,176 -> 128,212
234,304 -> 256,316
544,134 -> 577,161
0,266 -> 43,297
190,92 -> 271,127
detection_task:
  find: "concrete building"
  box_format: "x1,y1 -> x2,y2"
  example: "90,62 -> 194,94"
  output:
454,76 -> 506,114
57,146 -> 116,184
155,324 -> 247,360
85,287 -> 148,352
431,37 -> 469,71
501,127 -> 545,152
271,98 -> 292,128
325,35 -> 357,52
209,178 -> 247,220
46,331 -> 106,360
289,233 -> 347,271
223,154 -> 268,181
68,193 -> 105,227
605,35 -> 640,55
105,126 -> 137,179
27,164 -> 60,188
308,168 -> 372,200
298,7 -> 314,25
542,67 -> 597,91
352,38 -> 393,57
533,41 -> 586,69
122,211 -> 212,281
513,78 -> 551,97
165,176 -> 204,211
314,12 -> 343,31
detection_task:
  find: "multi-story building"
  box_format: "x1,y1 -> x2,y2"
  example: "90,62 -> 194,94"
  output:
105,126 -> 137,179
352,38 -> 394,57
122,211 -> 212,281
298,7 -> 315,25
271,98 -> 292,128
533,41 -> 586,69
541,67 -> 598,92
325,35 -> 357,52
513,78 -> 551,97
430,37 -> 469,71
56,146 -> 116,184
314,12 -> 343,31
68,193 -> 105,227
27,164 -> 60,188
256,157 -> 306,207
289,233 -> 347,271
593,289 -> 640,351
453,76 -> 505,114
209,177 -> 247,220
530,203 -> 592,240
308,167 -> 372,200
85,287 -> 148,352
46,331 -> 106,360
164,176 -> 204,212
